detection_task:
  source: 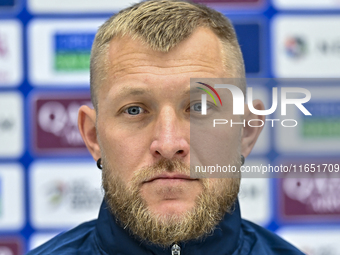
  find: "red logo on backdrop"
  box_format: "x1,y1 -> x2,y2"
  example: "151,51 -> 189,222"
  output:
279,159 -> 340,221
0,238 -> 23,255
32,93 -> 92,155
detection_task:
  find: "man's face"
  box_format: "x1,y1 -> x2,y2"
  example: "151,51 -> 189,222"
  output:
97,26 -> 240,211
79,27 -> 260,245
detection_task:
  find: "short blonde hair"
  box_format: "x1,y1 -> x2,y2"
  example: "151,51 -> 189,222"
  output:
90,0 -> 245,110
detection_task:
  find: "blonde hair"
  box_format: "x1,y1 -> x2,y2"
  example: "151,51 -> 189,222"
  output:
90,0 -> 245,110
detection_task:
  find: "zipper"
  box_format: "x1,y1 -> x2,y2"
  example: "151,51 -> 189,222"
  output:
171,243 -> 181,255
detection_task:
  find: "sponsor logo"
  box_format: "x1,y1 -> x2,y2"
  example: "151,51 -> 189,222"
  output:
275,86 -> 340,154
32,93 -> 91,155
54,33 -> 95,72
30,162 -> 103,228
285,37 -> 340,60
0,239 -> 22,255
0,21 -> 22,86
28,19 -> 104,86
45,179 -> 101,211
283,178 -> 340,215
285,36 -> 307,59
273,17 -> 340,77
279,161 -> 340,220
302,102 -> 340,138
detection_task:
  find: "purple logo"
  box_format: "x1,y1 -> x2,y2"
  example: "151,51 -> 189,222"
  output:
32,93 -> 92,155
279,159 -> 340,221
0,238 -> 22,255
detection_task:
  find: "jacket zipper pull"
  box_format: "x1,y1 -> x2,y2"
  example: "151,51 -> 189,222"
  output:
171,243 -> 181,255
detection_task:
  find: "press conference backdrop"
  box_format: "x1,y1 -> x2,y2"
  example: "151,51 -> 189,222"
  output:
1,0 -> 340,254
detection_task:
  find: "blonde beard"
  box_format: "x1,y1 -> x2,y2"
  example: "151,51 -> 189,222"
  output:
102,158 -> 240,247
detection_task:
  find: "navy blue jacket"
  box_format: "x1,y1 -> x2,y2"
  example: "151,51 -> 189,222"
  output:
27,200 -> 304,255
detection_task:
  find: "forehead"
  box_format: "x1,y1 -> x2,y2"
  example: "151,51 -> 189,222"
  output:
110,28 -> 225,73
98,27 -> 228,101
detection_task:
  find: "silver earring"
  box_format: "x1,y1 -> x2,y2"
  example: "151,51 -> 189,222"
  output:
241,155 -> 245,166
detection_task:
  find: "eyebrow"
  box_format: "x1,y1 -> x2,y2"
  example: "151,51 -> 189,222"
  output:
114,84 -> 207,99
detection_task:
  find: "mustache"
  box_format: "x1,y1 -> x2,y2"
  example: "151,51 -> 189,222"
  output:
129,158 -> 193,187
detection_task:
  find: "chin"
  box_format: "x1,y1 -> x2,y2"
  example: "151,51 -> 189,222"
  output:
149,201 -> 194,219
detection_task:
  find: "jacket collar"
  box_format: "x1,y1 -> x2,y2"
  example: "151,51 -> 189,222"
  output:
95,199 -> 242,255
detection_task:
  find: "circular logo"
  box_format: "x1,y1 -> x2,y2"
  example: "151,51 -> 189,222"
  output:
285,36 -> 307,59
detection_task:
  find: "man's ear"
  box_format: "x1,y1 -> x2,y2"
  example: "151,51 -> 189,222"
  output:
78,105 -> 101,161
241,99 -> 265,157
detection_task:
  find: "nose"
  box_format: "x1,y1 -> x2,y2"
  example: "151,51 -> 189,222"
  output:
150,106 -> 189,160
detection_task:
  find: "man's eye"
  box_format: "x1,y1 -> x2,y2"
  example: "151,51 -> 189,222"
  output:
190,102 -> 213,112
124,106 -> 145,115
190,103 -> 202,112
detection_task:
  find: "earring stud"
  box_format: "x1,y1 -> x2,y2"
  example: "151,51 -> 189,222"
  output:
97,158 -> 102,170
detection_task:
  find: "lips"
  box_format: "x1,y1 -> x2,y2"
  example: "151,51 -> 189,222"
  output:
143,173 -> 198,183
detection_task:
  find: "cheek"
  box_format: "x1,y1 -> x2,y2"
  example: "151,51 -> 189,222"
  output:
99,124 -> 151,181
190,121 -> 241,168
190,98 -> 241,168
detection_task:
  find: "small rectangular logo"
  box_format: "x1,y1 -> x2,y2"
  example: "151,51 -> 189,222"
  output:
28,19 -> 104,86
30,161 -> 103,229
31,92 -> 91,155
54,33 -> 95,72
302,102 -> 340,138
0,238 -> 23,255
278,159 -> 340,221
275,85 -> 340,154
273,16 -> 340,78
